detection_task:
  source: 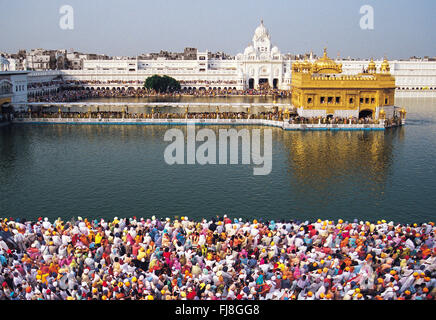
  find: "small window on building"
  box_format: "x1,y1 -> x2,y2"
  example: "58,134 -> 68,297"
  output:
307,97 -> 312,104
365,98 -> 369,104
349,98 -> 354,104
360,98 -> 364,104
385,98 -> 388,104
371,98 -> 375,104
320,97 -> 325,104
328,97 -> 333,103
336,97 -> 340,104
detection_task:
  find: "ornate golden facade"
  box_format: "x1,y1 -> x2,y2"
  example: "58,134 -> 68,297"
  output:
291,49 -> 396,119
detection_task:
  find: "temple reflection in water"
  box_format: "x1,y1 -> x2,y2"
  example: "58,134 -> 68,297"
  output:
274,127 -> 405,216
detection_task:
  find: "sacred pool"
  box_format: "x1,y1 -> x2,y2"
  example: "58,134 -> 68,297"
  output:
0,97 -> 435,223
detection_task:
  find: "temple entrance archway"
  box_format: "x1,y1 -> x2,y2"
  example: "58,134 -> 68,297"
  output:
273,78 -> 278,89
359,109 -> 373,119
259,78 -> 269,87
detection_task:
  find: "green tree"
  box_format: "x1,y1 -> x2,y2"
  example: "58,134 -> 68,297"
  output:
144,75 -> 181,93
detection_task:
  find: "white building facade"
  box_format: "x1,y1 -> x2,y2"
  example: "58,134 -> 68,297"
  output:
339,60 -> 436,97
61,21 -> 293,91
25,49 -> 51,71
12,21 -> 436,97
0,70 -> 28,113
235,20 -> 292,90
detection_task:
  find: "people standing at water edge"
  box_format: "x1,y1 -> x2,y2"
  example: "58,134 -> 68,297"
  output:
16,109 -> 390,126
0,216 -> 434,300
28,83 -> 290,103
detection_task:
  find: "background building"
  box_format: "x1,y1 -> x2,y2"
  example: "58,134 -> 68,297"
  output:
60,21 -> 293,91
1,21 -> 435,96
236,20 -> 292,89
0,68 -> 28,116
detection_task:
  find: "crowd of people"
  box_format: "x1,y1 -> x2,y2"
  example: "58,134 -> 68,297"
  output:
28,86 -> 290,103
28,89 -> 95,103
27,81 -> 63,90
14,108 -> 397,127
288,116 -> 392,125
0,215 -> 434,300
16,110 -> 286,121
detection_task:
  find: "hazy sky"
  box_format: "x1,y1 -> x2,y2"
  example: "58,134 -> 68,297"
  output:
1,0 -> 435,59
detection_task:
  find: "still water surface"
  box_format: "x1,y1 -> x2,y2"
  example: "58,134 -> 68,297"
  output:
1,97 -> 435,223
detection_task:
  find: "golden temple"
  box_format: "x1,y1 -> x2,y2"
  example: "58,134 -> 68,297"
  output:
291,48 -> 398,120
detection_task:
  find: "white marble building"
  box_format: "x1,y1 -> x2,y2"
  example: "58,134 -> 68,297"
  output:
339,60 -> 436,97
63,21 -> 293,90
10,20 -> 436,97
0,70 -> 28,111
236,20 -> 292,90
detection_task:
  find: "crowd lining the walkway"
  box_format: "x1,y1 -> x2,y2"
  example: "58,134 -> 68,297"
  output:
14,109 -> 402,126
28,86 -> 290,103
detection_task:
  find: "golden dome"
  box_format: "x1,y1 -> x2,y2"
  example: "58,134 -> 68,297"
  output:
380,58 -> 390,73
301,60 -> 312,71
292,60 -> 311,73
291,61 -> 300,72
312,48 -> 342,74
368,58 -> 376,73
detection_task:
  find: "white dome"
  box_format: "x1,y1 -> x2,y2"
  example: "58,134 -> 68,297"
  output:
244,45 -> 255,56
253,20 -> 270,41
271,46 -> 280,55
